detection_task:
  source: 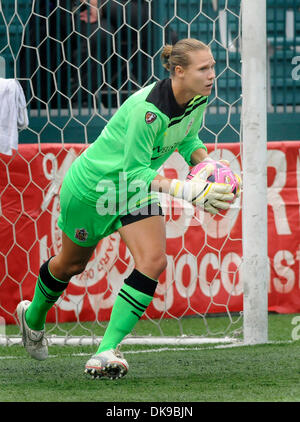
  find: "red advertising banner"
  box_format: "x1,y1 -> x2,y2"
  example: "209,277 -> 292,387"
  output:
0,141 -> 299,325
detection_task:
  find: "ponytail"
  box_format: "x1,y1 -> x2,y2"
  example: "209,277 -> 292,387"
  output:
160,38 -> 209,75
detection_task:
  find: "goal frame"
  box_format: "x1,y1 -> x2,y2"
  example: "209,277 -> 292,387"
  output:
241,0 -> 268,345
0,0 -> 269,347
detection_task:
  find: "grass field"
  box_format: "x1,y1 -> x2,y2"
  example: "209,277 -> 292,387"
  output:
0,313 -> 299,403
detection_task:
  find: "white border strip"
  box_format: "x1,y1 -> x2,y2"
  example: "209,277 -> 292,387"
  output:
0,335 -> 235,346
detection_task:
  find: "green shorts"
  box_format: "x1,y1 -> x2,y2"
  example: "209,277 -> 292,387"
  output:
57,181 -> 163,247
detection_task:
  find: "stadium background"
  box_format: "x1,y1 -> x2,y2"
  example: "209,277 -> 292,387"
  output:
1,0 -> 300,142
0,0 -> 299,329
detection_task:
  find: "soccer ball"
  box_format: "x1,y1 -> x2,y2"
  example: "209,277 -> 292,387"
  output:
187,160 -> 238,201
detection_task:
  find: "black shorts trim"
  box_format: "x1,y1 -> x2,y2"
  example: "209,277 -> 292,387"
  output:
120,203 -> 164,227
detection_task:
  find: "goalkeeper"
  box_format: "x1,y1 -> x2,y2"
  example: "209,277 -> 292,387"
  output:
17,38 -> 240,379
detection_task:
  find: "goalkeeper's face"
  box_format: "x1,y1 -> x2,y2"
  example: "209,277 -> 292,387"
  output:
179,49 -> 216,97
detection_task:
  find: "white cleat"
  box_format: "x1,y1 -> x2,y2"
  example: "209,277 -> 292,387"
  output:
85,348 -> 129,380
16,300 -> 48,361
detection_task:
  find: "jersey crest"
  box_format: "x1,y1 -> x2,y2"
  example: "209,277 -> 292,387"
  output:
145,111 -> 157,124
75,228 -> 88,242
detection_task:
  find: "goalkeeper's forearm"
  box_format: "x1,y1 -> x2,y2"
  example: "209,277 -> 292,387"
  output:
150,175 -> 173,194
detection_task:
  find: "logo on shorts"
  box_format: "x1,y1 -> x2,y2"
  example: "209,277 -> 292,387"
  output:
145,111 -> 157,124
75,228 -> 88,242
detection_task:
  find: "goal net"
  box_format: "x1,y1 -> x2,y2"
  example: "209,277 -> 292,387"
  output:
0,0 -> 256,347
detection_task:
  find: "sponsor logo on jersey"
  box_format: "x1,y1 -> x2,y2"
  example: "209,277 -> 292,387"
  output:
152,141 -> 181,159
75,228 -> 88,242
145,111 -> 157,124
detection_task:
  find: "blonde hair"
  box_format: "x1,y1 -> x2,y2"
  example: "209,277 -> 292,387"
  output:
161,38 -> 210,75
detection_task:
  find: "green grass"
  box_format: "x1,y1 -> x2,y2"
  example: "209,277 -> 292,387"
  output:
0,313 -> 300,402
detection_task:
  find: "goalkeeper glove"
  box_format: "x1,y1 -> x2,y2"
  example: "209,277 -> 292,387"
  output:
169,164 -> 234,215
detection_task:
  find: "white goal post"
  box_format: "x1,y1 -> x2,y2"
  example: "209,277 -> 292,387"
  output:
241,0 -> 268,344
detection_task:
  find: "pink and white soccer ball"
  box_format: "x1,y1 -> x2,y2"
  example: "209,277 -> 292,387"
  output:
187,160 -> 238,201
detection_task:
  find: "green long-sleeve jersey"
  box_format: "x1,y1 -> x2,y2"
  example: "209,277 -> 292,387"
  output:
64,78 -> 208,206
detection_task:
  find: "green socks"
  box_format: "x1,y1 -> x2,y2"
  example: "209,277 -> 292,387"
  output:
25,262 -> 158,349
25,258 -> 69,331
96,269 -> 158,353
